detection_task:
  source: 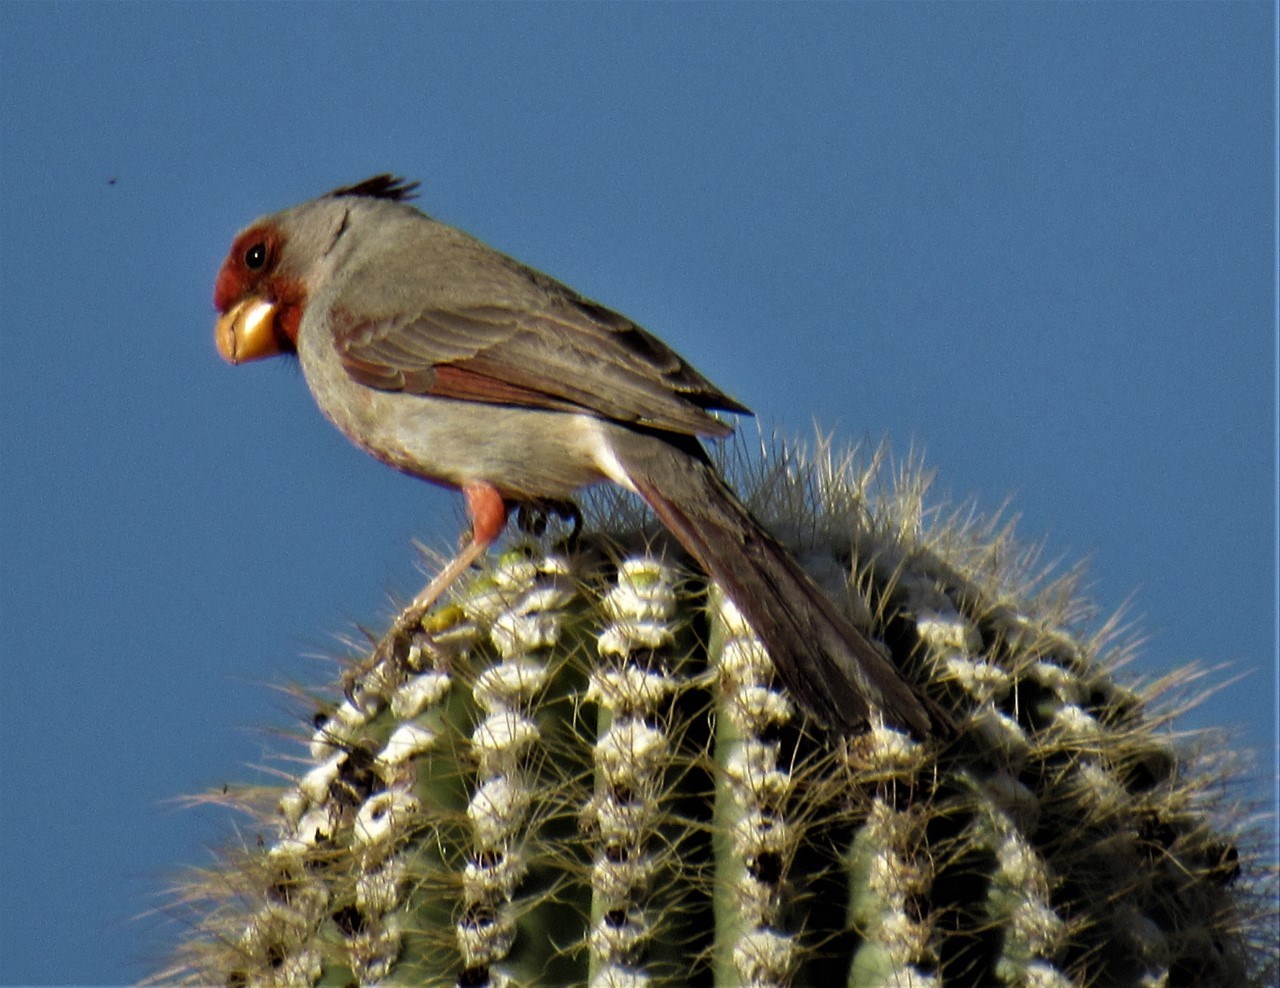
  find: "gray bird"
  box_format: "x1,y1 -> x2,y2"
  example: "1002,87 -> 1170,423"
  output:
212,175 -> 942,737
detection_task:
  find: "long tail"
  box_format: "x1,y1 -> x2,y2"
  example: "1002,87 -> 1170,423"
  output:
609,431 -> 944,737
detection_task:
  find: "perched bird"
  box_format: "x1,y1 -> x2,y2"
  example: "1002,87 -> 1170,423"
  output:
213,175 -> 942,736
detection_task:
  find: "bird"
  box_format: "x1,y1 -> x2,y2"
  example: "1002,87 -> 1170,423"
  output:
212,174 -> 943,737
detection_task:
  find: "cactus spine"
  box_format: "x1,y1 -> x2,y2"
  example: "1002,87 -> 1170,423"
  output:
157,441 -> 1274,986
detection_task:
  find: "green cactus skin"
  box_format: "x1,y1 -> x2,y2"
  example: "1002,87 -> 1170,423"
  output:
156,441 -> 1274,987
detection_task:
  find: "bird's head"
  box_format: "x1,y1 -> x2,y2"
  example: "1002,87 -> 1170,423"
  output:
213,175 -> 419,364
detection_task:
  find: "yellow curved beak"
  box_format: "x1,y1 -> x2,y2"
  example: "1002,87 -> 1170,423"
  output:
215,298 -> 282,364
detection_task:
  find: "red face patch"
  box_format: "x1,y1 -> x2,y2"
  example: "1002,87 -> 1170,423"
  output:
212,224 -> 306,349
213,225 -> 280,313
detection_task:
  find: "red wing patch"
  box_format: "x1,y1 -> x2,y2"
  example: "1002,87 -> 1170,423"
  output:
428,364 -> 581,412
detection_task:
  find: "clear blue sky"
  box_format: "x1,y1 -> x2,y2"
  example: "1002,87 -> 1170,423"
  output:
1,4 -> 1274,983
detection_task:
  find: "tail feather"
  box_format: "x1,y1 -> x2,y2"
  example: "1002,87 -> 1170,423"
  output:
612,433 -> 942,736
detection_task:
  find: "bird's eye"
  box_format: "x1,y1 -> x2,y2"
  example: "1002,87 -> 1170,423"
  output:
244,241 -> 268,270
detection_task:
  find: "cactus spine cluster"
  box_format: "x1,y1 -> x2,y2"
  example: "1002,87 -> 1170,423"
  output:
157,440 -> 1273,987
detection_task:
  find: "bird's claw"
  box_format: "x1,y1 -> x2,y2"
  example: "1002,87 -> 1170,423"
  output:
341,604 -> 429,705
515,498 -> 583,543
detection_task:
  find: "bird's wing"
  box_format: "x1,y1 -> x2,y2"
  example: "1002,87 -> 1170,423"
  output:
332,264 -> 750,439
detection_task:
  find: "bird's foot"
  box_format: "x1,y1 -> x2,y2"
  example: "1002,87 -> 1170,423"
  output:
342,535 -> 493,706
515,498 -> 582,544
341,602 -> 430,706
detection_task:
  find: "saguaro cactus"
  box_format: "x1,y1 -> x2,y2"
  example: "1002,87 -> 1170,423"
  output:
158,440 -> 1274,987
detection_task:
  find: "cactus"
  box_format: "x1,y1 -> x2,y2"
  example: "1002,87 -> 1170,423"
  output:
156,438 -> 1275,987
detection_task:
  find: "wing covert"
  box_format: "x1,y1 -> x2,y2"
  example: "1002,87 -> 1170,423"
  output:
333,296 -> 749,439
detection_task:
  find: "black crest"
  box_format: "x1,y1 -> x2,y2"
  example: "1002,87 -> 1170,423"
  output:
325,174 -> 420,202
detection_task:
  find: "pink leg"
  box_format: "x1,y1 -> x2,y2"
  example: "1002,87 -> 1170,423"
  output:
347,483 -> 508,699
405,483 -> 508,615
